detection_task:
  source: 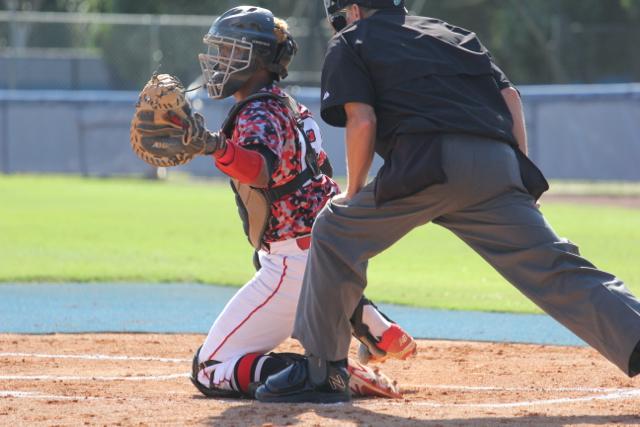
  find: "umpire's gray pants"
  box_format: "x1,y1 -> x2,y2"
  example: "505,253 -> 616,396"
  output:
293,134 -> 640,376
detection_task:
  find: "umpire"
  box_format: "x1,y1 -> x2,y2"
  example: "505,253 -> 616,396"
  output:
256,0 -> 640,403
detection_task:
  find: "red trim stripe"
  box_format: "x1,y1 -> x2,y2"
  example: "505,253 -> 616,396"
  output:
207,257 -> 289,362
236,353 -> 261,394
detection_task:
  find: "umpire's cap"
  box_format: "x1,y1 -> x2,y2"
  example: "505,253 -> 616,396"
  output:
324,0 -> 405,15
324,0 -> 405,32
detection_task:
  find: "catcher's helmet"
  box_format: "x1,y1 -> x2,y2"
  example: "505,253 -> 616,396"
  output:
198,6 -> 297,99
324,0 -> 405,31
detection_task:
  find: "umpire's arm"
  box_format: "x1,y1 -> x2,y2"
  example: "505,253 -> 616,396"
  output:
343,102 -> 377,199
501,87 -> 528,156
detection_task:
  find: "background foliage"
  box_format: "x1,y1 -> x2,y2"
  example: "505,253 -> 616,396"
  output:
1,0 -> 640,88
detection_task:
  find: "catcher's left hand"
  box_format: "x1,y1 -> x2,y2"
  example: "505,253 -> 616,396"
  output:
130,73 -> 225,167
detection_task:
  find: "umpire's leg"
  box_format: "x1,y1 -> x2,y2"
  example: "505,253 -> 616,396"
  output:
292,174 -> 465,361
293,187 -> 419,361
292,132 -> 491,361
435,147 -> 640,376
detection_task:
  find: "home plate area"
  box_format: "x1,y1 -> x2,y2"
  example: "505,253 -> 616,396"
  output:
1,334 -> 639,426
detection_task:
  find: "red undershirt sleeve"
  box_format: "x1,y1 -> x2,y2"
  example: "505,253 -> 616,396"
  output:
213,143 -> 268,185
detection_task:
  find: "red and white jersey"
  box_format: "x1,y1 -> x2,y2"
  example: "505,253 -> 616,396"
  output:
227,84 -> 339,243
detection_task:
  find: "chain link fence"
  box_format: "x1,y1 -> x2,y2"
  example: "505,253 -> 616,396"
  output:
0,10 -> 329,91
1,9 -> 639,180
1,8 -> 640,90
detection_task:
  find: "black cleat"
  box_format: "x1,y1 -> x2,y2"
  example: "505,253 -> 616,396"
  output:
255,356 -> 351,404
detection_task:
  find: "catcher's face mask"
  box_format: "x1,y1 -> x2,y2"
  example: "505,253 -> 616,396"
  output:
199,34 -> 254,99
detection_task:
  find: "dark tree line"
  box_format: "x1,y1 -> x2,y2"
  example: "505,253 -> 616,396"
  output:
3,0 -> 640,85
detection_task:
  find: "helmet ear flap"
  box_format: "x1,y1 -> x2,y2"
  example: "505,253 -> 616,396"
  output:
277,37 -> 297,63
269,35 -> 297,80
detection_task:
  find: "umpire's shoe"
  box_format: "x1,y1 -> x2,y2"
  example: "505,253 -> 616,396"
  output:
255,355 -> 351,403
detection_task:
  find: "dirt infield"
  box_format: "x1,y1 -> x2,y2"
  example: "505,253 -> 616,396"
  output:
1,334 -> 639,426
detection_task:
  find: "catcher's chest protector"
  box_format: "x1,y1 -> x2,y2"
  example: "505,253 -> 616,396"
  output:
230,178 -> 270,250
222,92 -> 322,250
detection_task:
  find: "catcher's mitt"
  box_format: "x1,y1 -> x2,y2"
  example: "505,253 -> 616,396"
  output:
130,73 -> 224,167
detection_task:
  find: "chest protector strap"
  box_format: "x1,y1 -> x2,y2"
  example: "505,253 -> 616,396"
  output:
222,92 -> 322,250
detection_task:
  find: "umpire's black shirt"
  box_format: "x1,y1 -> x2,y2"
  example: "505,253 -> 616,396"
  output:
320,9 -> 518,203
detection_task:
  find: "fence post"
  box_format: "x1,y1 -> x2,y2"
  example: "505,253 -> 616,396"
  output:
148,15 -> 161,75
77,102 -> 89,177
1,100 -> 9,174
7,1 -> 17,90
308,1 -> 326,83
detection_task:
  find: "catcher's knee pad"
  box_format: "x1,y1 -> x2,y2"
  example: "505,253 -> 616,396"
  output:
231,352 -> 305,396
190,348 -> 300,399
266,351 -> 306,367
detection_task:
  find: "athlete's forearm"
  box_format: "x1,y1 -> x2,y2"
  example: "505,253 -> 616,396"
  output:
501,86 -> 528,156
344,102 -> 377,198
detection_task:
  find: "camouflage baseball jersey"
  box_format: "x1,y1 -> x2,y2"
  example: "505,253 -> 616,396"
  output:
229,84 -> 339,243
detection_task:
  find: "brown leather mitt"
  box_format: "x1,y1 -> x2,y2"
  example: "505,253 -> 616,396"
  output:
130,73 -> 224,167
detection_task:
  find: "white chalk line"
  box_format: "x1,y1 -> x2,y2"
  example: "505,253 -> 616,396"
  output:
0,373 -> 189,382
358,388 -> 640,409
2,376 -> 638,410
0,372 -> 631,395
0,352 -> 190,363
401,383 -> 625,393
6,389 -> 635,409
0,390 -> 102,401
2,351 -> 639,409
2,388 -> 639,409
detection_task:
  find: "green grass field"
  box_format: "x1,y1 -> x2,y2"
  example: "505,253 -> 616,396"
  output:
2,175 -> 639,313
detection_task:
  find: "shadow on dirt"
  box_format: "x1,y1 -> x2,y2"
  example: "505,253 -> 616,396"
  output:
203,399 -> 640,426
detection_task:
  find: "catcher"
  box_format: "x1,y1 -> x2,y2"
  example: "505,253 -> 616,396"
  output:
130,6 -> 417,399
